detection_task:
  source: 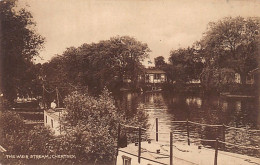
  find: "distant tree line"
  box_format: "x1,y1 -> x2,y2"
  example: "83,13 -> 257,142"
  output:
41,36 -> 150,101
154,17 -> 260,94
1,0 -> 259,102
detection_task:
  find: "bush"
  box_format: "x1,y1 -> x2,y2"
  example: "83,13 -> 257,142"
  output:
0,88 -> 149,165
0,112 -> 55,165
58,88 -> 149,164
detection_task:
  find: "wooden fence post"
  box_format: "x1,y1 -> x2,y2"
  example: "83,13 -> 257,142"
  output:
186,120 -> 190,145
156,118 -> 158,142
222,124 -> 225,150
214,138 -> 219,165
59,112 -> 61,134
170,132 -> 173,165
116,123 -> 121,156
138,127 -> 141,163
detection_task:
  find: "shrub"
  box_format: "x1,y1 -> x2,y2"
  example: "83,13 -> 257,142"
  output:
58,88 -> 149,164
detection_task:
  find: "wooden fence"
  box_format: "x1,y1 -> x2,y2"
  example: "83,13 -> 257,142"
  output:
116,118 -> 260,165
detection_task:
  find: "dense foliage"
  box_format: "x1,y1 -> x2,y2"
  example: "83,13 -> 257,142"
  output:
0,112 -> 55,165
57,88 -> 148,164
0,88 -> 149,165
199,17 -> 260,92
41,36 -> 150,99
0,0 -> 45,103
168,47 -> 204,84
162,16 -> 259,94
154,56 -> 166,69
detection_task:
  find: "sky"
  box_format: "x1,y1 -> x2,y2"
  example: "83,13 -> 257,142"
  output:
18,0 -> 260,65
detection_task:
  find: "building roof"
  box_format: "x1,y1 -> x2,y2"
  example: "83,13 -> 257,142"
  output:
145,69 -> 166,74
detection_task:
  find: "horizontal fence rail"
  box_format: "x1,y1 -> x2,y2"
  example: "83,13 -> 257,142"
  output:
117,118 -> 260,165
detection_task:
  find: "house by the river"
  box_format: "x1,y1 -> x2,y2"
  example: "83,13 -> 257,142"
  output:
142,69 -> 167,84
122,68 -> 167,91
138,69 -> 167,91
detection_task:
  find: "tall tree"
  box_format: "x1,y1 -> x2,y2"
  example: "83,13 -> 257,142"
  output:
0,0 -> 45,103
154,56 -> 166,69
42,36 -> 150,95
168,47 -> 203,83
200,17 -> 260,84
110,36 -> 150,86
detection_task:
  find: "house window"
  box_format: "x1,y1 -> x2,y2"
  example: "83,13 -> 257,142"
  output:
161,74 -> 165,79
122,156 -> 131,165
45,116 -> 47,123
234,73 -> 241,84
145,74 -> 150,82
154,74 -> 161,80
51,119 -> 53,128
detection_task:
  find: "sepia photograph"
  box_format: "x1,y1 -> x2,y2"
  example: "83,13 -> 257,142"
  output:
0,0 -> 259,164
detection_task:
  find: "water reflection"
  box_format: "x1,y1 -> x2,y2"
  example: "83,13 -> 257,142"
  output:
118,92 -> 260,157
186,97 -> 202,108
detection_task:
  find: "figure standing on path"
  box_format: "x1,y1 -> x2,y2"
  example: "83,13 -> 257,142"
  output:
51,100 -> 57,109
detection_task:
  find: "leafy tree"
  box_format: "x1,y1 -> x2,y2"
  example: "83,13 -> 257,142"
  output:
200,17 -> 260,84
0,0 -> 45,103
160,64 -> 176,84
0,112 -> 55,165
109,36 -> 150,84
168,47 -> 204,83
26,125 -> 55,154
0,111 -> 25,136
57,88 -> 149,164
42,36 -> 150,96
200,68 -> 236,92
154,56 -> 166,69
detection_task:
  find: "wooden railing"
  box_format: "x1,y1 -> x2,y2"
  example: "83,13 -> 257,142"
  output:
117,118 -> 260,165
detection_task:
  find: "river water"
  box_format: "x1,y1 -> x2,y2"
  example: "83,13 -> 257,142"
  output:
10,91 -> 260,157
117,92 -> 260,157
